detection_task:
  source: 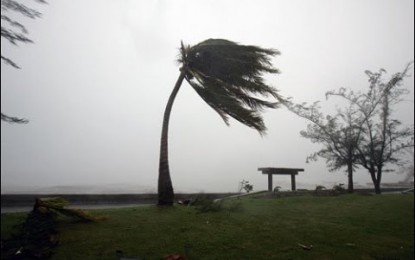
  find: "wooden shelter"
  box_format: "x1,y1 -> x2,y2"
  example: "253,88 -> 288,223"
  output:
258,167 -> 304,191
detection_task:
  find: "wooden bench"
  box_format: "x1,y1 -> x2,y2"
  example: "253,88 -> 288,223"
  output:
258,167 -> 304,191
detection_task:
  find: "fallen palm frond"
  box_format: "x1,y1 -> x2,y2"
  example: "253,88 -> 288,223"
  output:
1,197 -> 103,259
34,197 -> 102,222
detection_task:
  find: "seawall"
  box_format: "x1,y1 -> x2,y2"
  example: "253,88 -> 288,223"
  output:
1,193 -> 238,207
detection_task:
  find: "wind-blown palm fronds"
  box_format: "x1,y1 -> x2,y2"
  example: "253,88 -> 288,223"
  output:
179,39 -> 282,134
1,112 -> 28,123
158,39 -> 282,205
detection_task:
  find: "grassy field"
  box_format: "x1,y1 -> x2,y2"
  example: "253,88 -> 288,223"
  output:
1,193 -> 414,259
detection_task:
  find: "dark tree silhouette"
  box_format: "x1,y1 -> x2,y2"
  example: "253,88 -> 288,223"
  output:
327,64 -> 414,194
284,100 -> 362,193
158,39 -> 284,205
1,0 -> 46,123
283,64 -> 414,194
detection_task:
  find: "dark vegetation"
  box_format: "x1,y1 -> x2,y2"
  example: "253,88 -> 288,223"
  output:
284,64 -> 414,194
1,197 -> 98,259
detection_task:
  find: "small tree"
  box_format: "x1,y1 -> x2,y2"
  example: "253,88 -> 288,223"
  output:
239,179 -> 253,193
283,64 -> 414,193
283,100 -> 362,193
326,64 -> 414,194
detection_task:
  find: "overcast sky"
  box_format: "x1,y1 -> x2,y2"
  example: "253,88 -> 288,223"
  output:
1,0 -> 414,193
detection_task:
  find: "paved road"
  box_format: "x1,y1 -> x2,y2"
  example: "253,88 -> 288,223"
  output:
1,203 -> 151,214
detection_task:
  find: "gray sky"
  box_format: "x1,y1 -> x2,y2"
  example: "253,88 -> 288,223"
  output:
1,0 -> 414,193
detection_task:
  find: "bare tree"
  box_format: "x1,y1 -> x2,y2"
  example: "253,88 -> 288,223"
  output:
1,0 -> 46,123
283,100 -> 362,193
327,63 -> 414,194
283,64 -> 414,194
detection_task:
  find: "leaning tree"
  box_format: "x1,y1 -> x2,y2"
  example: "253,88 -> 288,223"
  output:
158,39 -> 284,205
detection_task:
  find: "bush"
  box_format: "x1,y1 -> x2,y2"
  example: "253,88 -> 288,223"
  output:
190,194 -> 244,214
244,184 -> 253,193
332,183 -> 345,192
315,185 -> 326,191
273,186 -> 282,193
191,194 -> 224,213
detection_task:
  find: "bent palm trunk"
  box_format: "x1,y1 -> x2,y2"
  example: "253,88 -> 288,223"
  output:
158,71 -> 186,206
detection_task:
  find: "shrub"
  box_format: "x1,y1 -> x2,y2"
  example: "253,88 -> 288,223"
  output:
332,183 -> 345,192
315,185 -> 326,191
190,194 -> 244,213
244,184 -> 253,193
273,186 -> 282,193
191,194 -> 224,213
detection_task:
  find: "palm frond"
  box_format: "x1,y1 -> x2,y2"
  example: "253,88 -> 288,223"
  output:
180,39 -> 282,134
35,197 -> 102,222
1,112 -> 28,123
188,78 -> 267,133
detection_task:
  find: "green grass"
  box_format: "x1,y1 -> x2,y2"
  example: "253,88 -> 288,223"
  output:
2,194 -> 414,259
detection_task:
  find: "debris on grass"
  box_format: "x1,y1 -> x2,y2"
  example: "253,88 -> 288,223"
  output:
177,199 -> 192,205
345,243 -> 356,247
298,243 -> 313,250
1,197 -> 102,259
35,197 -> 102,222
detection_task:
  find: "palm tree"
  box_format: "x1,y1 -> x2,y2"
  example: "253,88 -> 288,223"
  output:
158,39 -> 283,205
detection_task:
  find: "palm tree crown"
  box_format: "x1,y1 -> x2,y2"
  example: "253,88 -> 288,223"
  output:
178,39 -> 282,134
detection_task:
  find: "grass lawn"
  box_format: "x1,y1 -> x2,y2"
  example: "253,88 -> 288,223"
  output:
1,193 -> 414,259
